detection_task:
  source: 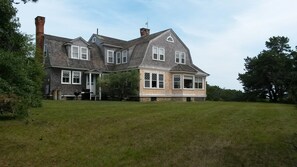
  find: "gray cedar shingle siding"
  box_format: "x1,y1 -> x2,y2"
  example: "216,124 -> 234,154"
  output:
43,28 -> 209,98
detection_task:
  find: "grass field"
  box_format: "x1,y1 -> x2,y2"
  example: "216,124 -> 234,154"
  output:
1,101 -> 297,167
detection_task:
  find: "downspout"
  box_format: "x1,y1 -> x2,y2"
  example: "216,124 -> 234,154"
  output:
89,73 -> 92,100
99,73 -> 102,100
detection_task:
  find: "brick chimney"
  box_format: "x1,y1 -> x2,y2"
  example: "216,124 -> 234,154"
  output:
35,16 -> 45,63
140,28 -> 150,37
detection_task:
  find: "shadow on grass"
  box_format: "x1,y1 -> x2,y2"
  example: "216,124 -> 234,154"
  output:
0,115 -> 16,121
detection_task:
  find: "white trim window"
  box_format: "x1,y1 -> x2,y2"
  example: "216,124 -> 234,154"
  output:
159,48 -> 165,61
122,50 -> 128,63
173,74 -> 181,89
116,52 -> 121,64
72,71 -> 81,85
71,45 -> 79,59
184,75 -> 194,89
144,72 -> 165,89
152,46 -> 165,61
107,50 -> 114,63
81,47 -> 88,60
175,51 -> 186,64
61,70 -> 71,84
195,77 -> 204,89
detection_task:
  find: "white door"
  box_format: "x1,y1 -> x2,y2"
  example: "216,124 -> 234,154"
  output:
86,75 -> 96,95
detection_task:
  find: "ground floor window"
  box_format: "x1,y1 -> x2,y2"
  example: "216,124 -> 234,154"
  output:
61,70 -> 71,84
61,70 -> 81,85
144,72 -> 165,89
72,71 -> 81,85
173,74 -> 202,89
184,75 -> 194,89
173,75 -> 181,89
195,77 -> 204,89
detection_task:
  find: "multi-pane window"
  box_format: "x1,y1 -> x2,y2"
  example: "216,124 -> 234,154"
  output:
116,52 -> 121,64
195,77 -> 204,89
175,51 -> 186,64
153,46 -> 158,60
145,73 -> 150,88
122,50 -> 127,63
159,48 -> 165,61
72,71 -> 81,85
152,46 -> 165,61
173,75 -> 181,89
81,47 -> 88,60
144,72 -> 165,89
159,74 -> 164,88
184,75 -> 194,89
61,70 -> 71,84
107,50 -> 114,63
71,46 -> 79,59
71,45 -> 89,60
152,73 -> 157,88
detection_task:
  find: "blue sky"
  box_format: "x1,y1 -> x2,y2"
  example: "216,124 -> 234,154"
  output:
14,0 -> 297,90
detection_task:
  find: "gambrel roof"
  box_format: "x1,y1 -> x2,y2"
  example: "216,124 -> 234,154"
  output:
44,34 -> 105,71
45,28 -> 208,76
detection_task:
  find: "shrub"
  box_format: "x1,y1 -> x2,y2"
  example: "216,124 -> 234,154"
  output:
0,94 -> 28,119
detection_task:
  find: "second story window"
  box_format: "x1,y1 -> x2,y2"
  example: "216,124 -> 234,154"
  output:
81,47 -> 88,60
122,50 -> 128,63
107,50 -> 114,63
116,52 -> 121,64
71,45 -> 79,59
71,45 -> 89,60
152,46 -> 165,61
175,51 -> 186,64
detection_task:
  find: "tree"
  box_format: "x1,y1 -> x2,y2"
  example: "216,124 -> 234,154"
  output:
206,84 -> 245,101
0,0 -> 42,118
98,70 -> 140,100
238,36 -> 293,103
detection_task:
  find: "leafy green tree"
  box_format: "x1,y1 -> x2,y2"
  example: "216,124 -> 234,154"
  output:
0,0 -> 42,118
206,84 -> 245,101
98,70 -> 140,100
238,36 -> 293,102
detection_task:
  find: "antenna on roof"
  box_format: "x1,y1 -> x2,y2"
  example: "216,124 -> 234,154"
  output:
96,28 -> 99,35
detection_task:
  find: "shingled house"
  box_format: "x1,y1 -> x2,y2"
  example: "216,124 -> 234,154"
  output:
36,16 -> 209,101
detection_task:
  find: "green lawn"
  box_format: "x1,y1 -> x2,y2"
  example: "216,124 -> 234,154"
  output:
1,101 -> 297,167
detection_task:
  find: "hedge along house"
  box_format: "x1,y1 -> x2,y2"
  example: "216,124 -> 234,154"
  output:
36,16 -> 209,101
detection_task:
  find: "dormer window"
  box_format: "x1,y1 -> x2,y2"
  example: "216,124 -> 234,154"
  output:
71,45 -> 89,60
81,47 -> 88,60
175,51 -> 186,64
152,46 -> 165,61
107,50 -> 114,63
116,52 -> 121,64
71,45 -> 79,59
122,50 -> 127,63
